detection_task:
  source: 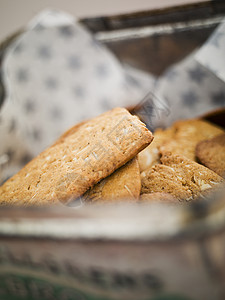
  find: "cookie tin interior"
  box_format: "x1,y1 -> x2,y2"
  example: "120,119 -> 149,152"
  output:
0,0 -> 224,235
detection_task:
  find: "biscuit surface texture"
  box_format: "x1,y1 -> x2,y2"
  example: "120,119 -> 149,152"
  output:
83,156 -> 141,202
160,119 -> 224,161
138,127 -> 175,172
141,152 -> 224,201
196,133 -> 225,178
140,192 -> 178,203
0,108 -> 153,205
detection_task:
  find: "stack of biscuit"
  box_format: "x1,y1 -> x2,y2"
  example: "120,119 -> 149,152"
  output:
0,108 -> 153,205
0,108 -> 224,206
139,119 -> 225,203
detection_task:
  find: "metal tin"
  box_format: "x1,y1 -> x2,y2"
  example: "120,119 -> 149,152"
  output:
0,193 -> 225,300
0,2 -> 225,300
80,0 -> 225,76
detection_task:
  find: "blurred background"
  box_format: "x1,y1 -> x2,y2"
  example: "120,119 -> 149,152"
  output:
0,0 -> 205,42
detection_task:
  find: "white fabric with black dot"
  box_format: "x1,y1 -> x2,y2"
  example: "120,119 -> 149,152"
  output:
0,11 -> 225,185
137,19 -> 225,128
0,10 -> 155,184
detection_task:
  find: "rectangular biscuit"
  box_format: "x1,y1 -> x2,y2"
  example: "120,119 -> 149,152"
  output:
0,107 -> 153,205
83,156 -> 141,203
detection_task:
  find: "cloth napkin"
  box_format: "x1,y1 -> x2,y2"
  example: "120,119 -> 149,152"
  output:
0,10 -> 225,185
0,10 -> 154,184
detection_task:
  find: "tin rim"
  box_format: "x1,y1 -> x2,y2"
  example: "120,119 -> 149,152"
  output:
0,187 -> 224,242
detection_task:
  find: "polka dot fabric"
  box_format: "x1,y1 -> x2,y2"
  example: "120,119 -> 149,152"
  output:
0,11 -> 225,185
0,10 -> 154,184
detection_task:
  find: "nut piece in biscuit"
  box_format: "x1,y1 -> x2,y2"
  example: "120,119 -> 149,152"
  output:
196,133 -> 225,178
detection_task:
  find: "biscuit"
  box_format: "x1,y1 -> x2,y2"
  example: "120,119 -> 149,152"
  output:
83,156 -> 141,203
160,119 -> 224,161
140,192 -> 178,203
141,152 -> 224,201
138,127 -> 175,172
0,107 -> 153,205
196,134 -> 225,178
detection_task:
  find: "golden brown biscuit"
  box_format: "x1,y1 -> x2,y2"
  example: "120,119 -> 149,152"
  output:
160,119 -> 224,161
83,156 -> 141,202
140,192 -> 178,203
138,127 -> 175,172
56,123 -> 142,203
196,134 -> 225,178
141,152 -> 224,201
138,119 -> 224,172
0,108 -> 153,205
